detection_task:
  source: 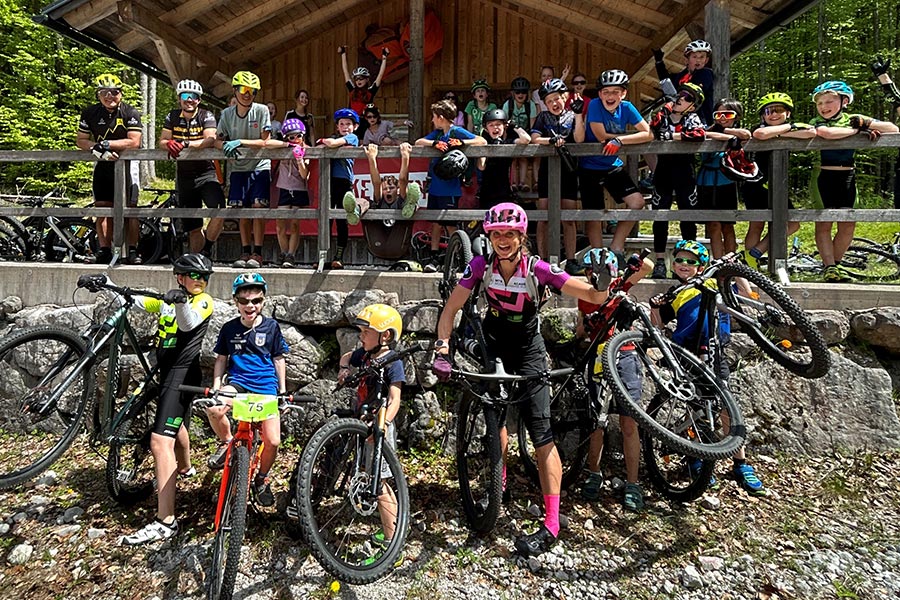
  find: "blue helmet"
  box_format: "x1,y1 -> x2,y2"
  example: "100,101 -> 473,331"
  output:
232,272 -> 267,296
581,247 -> 618,272
674,240 -> 710,266
333,108 -> 359,124
812,81 -> 853,105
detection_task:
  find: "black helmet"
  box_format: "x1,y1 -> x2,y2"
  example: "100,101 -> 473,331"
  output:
511,76 -> 531,92
172,253 -> 213,275
483,108 -> 508,124
433,149 -> 469,180
539,78 -> 567,101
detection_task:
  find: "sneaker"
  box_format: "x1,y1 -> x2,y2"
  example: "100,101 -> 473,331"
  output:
740,249 -> 760,271
207,440 -> 230,471
246,253 -> 263,268
95,247 -> 113,265
252,475 -> 275,507
281,253 -> 294,268
121,518 -> 178,546
650,261 -> 668,279
177,467 -> 197,479
232,253 -> 250,269
823,265 -> 852,283
686,457 -> 717,488
402,183 -> 421,219
514,525 -> 557,557
127,249 -> 143,265
343,191 -> 360,226
581,471 -> 604,501
734,462 -> 766,496
329,258 -> 344,270
623,482 -> 644,511
834,264 -> 855,282
423,256 -> 441,273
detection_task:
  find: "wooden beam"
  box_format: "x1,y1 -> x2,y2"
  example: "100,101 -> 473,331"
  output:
408,0 -> 424,141
59,0 -> 116,29
224,0 -> 369,64
114,0 -> 231,53
587,0 -> 670,29
152,39 -> 180,86
706,0 -> 730,101
117,0 -> 233,82
684,21 -> 705,41
196,0 -> 295,48
505,0 -> 648,49
626,2 -> 711,82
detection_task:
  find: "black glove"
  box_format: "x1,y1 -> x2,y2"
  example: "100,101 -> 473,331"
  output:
649,292 -> 669,309
626,253 -> 642,270
849,115 -> 874,130
872,54 -> 891,77
589,249 -> 614,292
77,273 -> 107,291
726,136 -> 742,151
163,289 -> 188,304
569,97 -> 584,114
652,48 -> 665,63
381,47 -> 390,58
548,132 -> 564,146
91,140 -> 114,161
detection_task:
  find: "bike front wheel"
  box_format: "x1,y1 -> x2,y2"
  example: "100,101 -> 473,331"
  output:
440,230 -> 473,302
456,392 -> 503,533
602,330 -> 745,461
44,218 -> 98,262
0,217 -> 32,261
105,396 -> 157,505
295,418 -> 409,584
209,444 -> 249,600
0,326 -> 94,489
839,245 -> 900,282
137,218 -> 164,264
717,262 -> 830,379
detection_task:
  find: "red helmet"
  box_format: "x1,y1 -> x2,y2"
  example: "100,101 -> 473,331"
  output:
484,202 -> 527,233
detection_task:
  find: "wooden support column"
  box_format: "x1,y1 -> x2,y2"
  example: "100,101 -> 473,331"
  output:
768,151 -> 789,276
705,0 -> 731,102
408,0 -> 424,140
317,157 -> 332,272
547,155 -> 561,263
113,159 -> 126,261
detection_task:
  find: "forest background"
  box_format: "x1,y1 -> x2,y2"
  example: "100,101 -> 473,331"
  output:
0,0 -> 897,207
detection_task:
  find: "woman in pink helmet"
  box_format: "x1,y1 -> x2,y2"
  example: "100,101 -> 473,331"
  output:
433,202 -> 616,558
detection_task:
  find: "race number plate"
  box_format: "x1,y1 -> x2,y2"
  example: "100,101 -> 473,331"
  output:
232,394 -> 278,422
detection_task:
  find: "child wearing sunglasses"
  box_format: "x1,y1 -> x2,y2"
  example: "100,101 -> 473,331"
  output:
122,253 -> 215,545
274,119 -> 310,268
206,273 -> 288,508
650,240 -> 767,498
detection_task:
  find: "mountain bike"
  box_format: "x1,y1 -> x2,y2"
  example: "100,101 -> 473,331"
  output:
779,236 -> 900,282
179,385 -> 313,600
293,343 -> 424,584
0,274 -> 163,490
142,188 -> 191,263
852,231 -> 900,259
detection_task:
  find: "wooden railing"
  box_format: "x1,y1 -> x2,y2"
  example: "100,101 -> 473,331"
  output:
2,135 -> 899,271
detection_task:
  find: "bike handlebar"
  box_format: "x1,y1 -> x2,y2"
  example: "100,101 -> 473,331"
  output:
178,384 -> 317,407
337,342 -> 427,390
651,252 -> 743,306
452,357 -> 573,383
77,273 -> 165,301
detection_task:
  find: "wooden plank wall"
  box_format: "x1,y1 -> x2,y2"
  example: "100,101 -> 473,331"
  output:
252,0 -> 625,134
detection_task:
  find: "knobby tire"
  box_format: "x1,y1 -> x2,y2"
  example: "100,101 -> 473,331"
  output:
457,392 -> 503,534
105,397 -> 156,505
209,444 -> 249,600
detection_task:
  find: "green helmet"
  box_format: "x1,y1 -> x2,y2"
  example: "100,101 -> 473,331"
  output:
231,71 -> 261,90
757,92 -> 794,114
95,73 -> 123,89
678,82 -> 705,106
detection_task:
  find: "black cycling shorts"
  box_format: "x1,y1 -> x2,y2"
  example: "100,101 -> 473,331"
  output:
697,183 -> 738,224
178,178 -> 226,232
92,162 -> 138,207
817,168 -> 856,210
578,168 -> 640,209
537,157 -> 579,201
153,358 -> 202,438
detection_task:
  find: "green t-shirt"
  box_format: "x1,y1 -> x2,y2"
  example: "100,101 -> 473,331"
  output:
464,100 -> 497,133
217,103 -> 271,172
504,99 -> 538,129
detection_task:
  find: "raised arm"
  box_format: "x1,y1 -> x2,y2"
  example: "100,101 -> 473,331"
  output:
374,48 -> 389,87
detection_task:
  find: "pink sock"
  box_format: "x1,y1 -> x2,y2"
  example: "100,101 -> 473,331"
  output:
502,464 -> 507,491
543,494 -> 560,537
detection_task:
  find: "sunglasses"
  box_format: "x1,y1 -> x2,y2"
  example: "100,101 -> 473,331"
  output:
677,92 -> 696,103
365,114 -> 377,119
763,106 -> 788,115
572,80 -> 587,85
179,92 -> 200,102
99,89 -> 122,97
235,296 -> 264,306
673,257 -> 701,266
234,85 -> 257,95
286,133 -> 303,141
514,91 -> 527,95
713,110 -> 737,120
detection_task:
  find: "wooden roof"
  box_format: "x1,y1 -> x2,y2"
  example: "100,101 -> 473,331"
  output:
38,0 -> 817,103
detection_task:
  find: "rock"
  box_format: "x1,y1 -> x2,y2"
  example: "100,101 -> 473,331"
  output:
681,565 -> 704,589
699,555 -> 725,571
806,310 -> 850,345
7,543 -> 33,565
0,296 -> 23,319
850,307 -> 900,353
406,391 -> 448,450
93,292 -> 156,343
11,512 -> 26,523
559,514 -> 569,529
527,503 -> 542,517
55,524 -> 82,538
584,519 -> 594,530
29,495 -> 51,507
398,300 -> 441,333
199,300 -> 240,368
14,304 -> 93,331
609,477 -> 625,492
342,290 -> 399,324
273,291 -> 347,326
280,323 -> 326,386
0,523 -> 9,535
335,327 -> 359,358
87,528 -> 106,540
35,470 -> 58,487
527,557 -> 542,572
663,580 -> 677,594
700,495 -> 721,510
540,307 -> 579,345
62,506 -> 84,523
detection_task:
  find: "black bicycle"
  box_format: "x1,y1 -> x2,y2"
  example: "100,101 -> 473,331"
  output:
293,343 -> 424,584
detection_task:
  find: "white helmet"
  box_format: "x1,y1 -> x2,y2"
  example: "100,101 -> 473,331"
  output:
684,40 -> 712,56
176,79 -> 203,96
599,69 -> 629,88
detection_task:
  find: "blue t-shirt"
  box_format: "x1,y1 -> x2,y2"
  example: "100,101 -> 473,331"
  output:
424,126 -> 478,197
697,123 -> 732,187
658,279 -> 731,350
583,99 -> 643,171
330,133 -> 359,181
214,316 -> 288,394
349,347 -> 406,413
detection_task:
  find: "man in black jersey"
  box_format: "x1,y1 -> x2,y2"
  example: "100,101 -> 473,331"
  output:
159,79 -> 225,257
75,73 -> 142,264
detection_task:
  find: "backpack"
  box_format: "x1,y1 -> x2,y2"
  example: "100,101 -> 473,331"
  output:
481,253 -> 550,309
504,98 -> 532,128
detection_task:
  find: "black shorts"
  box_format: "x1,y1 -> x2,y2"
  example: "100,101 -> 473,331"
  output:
427,194 -> 459,210
817,169 -> 856,209
278,188 -> 310,208
578,168 -> 641,209
329,176 -> 353,208
537,157 -> 579,201
697,184 -> 738,225
153,358 -> 201,438
651,159 -> 697,210
741,178 -> 795,212
92,162 -> 138,207
178,178 -> 226,232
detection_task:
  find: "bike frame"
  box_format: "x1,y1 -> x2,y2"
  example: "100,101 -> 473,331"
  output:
214,419 -> 265,530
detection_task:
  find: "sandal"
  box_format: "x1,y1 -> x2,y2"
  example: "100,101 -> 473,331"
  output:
623,482 -> 644,512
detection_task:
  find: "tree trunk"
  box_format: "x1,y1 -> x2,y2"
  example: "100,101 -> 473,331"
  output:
140,73 -> 150,186
148,78 -> 157,181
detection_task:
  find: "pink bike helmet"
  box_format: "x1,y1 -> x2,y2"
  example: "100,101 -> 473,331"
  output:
484,202 -> 528,233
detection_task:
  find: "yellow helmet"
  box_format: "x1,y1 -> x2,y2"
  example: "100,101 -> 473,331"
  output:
353,304 -> 403,343
231,71 -> 261,90
95,73 -> 123,89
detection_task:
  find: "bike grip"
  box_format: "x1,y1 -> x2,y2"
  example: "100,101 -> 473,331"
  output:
178,385 -> 212,395
287,394 -> 317,404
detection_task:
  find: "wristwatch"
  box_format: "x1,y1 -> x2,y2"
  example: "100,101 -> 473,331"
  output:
434,339 -> 448,349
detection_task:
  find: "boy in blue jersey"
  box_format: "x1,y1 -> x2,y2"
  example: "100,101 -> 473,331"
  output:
319,108 -> 361,269
650,240 -> 765,496
207,273 -> 288,507
579,69 -> 653,254
415,99 -> 487,272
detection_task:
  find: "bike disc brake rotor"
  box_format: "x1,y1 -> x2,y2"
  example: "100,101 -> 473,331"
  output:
348,471 -> 378,516
657,378 -> 696,402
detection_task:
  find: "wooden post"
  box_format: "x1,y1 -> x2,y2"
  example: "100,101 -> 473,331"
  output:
408,0 -> 424,140
547,155 -> 561,263
705,0 -> 731,102
768,150 -> 789,275
317,157 -> 332,272
113,159 -> 126,261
